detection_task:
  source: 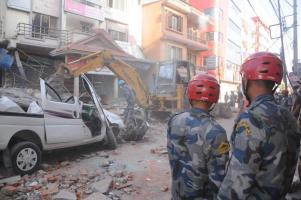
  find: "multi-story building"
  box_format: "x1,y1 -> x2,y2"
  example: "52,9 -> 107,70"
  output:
190,0 -> 242,100
242,16 -> 271,59
142,0 -> 208,68
0,0 -> 144,100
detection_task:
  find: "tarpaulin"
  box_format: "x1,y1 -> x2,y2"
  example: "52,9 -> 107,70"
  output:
0,48 -> 14,70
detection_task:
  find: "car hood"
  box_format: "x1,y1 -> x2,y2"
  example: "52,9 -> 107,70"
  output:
103,109 -> 125,128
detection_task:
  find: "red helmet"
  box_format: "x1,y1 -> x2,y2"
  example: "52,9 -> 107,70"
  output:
241,52 -> 283,84
187,73 -> 220,103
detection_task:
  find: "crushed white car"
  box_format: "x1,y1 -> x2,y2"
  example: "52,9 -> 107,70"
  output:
0,75 -> 123,175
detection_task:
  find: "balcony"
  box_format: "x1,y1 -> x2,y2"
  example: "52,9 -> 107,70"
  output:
162,28 -> 207,51
163,0 -> 191,13
16,23 -> 70,49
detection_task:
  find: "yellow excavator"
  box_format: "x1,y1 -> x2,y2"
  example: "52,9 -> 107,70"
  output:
63,50 -> 196,115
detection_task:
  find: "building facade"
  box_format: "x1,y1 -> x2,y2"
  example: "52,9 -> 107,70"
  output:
0,0 -> 143,100
242,16 -> 271,59
189,0 -> 242,101
142,0 -> 208,68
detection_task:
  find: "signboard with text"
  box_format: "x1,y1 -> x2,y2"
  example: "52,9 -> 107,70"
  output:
65,0 -> 104,21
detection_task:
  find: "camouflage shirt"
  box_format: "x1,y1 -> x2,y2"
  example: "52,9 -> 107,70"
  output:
167,108 -> 230,200
217,94 -> 301,200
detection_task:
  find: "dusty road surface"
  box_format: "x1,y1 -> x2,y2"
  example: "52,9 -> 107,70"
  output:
0,115 -> 300,199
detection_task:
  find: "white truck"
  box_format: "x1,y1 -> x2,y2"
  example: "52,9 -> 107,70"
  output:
0,75 -> 124,175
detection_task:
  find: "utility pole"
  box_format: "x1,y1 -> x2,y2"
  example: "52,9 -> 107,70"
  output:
277,0 -> 288,89
293,0 -> 298,74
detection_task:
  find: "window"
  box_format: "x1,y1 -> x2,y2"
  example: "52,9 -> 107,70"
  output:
206,32 -> 223,42
204,7 -> 223,19
227,40 -> 241,65
106,20 -> 128,42
188,52 -> 197,66
80,21 -> 93,33
169,46 -> 182,60
32,13 -> 58,38
108,0 -> 113,7
108,30 -> 128,42
204,56 -> 222,70
107,0 -> 126,11
167,12 -> 183,32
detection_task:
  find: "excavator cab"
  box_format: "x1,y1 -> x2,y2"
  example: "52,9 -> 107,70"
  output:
154,60 -> 196,112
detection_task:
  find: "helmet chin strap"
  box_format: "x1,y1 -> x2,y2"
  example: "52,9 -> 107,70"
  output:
242,79 -> 251,103
209,103 -> 216,112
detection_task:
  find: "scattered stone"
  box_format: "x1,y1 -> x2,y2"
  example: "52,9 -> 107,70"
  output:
29,181 -> 38,187
130,141 -> 136,145
161,186 -> 169,192
41,163 -> 51,171
80,169 -> 88,176
1,185 -> 17,196
84,188 -> 93,195
60,183 -> 70,189
97,152 -> 109,158
0,175 -> 21,185
150,147 -> 168,155
145,178 -> 151,181
115,183 -> 132,190
15,194 -> 28,200
92,177 -> 113,193
46,175 -> 57,183
112,150 -> 119,155
53,190 -> 77,200
27,191 -> 42,199
21,175 -> 30,181
60,161 -> 70,167
37,169 -> 47,176
47,183 -> 59,195
85,192 -> 110,200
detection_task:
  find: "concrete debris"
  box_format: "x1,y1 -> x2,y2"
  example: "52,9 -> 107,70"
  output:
53,190 -> 77,200
0,175 -> 21,185
1,185 -> 17,196
85,192 -> 111,200
150,147 -> 168,155
60,161 -> 70,167
92,177 -> 113,193
160,186 -> 169,192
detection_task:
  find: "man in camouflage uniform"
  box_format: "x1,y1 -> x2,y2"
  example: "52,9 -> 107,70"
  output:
167,73 -> 230,200
217,52 -> 301,200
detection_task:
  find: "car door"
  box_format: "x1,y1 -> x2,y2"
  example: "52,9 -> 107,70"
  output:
81,75 -> 107,139
40,79 -> 88,144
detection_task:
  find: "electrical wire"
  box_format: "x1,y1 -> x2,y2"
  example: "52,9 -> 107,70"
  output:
246,0 -> 260,17
268,0 -> 279,19
283,0 -> 293,7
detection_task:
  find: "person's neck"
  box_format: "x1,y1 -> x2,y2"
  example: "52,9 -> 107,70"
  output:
250,91 -> 272,102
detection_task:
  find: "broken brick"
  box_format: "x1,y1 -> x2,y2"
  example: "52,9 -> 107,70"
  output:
1,185 -> 17,196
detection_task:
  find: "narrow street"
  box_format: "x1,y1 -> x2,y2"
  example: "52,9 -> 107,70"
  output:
0,116 -> 236,200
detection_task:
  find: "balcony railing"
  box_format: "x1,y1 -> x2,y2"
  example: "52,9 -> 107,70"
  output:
16,23 -> 71,45
187,32 -> 206,44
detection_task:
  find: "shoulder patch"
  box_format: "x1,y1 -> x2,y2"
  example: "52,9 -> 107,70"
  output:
236,120 -> 252,136
217,142 -> 230,154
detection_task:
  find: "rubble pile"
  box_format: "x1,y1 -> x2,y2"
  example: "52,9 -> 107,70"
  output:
0,152 -> 136,200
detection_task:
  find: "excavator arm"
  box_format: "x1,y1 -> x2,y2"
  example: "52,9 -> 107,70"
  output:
64,50 -> 150,108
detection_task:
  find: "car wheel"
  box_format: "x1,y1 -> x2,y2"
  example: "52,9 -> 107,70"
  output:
105,127 -> 117,150
11,141 -> 41,175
